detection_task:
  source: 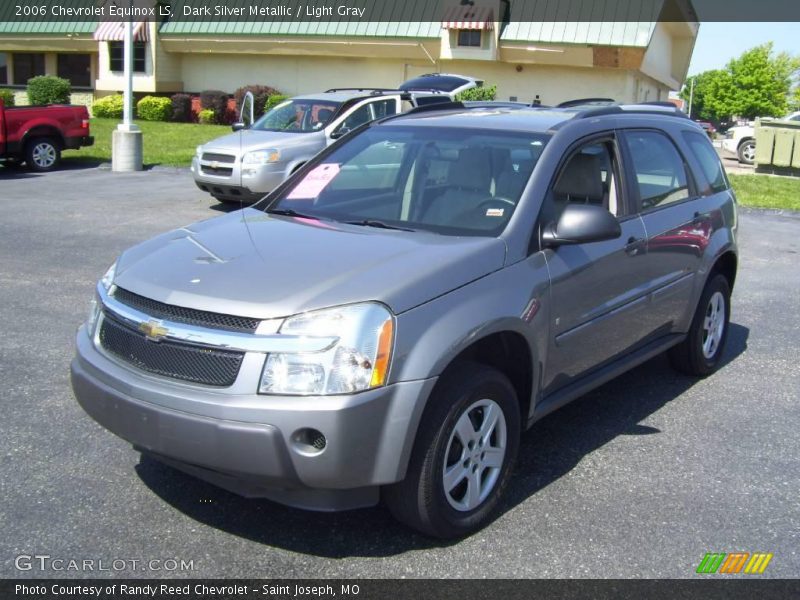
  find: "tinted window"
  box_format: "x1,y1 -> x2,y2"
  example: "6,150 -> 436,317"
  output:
457,30 -> 482,47
267,126 -> 548,237
109,42 -> 145,73
12,53 -> 45,85
57,54 -> 91,88
624,131 -> 690,212
683,131 -> 729,194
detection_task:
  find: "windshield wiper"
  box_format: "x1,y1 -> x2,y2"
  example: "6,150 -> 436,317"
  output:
267,208 -> 319,219
345,219 -> 415,232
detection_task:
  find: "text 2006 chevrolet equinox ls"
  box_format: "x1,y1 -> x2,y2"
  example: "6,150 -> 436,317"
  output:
72,102 -> 738,538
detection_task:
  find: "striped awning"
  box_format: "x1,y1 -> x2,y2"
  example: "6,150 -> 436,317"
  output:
441,5 -> 494,30
93,20 -> 149,42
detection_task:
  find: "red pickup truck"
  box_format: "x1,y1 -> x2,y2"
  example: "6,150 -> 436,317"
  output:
0,98 -> 93,171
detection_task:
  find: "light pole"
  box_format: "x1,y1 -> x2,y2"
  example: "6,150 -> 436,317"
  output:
112,1 -> 143,171
687,76 -> 695,119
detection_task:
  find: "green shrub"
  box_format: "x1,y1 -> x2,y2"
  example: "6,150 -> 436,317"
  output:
0,89 -> 14,107
456,85 -> 497,102
27,75 -> 71,105
264,94 -> 289,113
198,109 -> 216,124
234,85 -> 279,120
137,95 -> 172,121
170,93 -> 193,122
199,90 -> 228,124
92,94 -> 125,119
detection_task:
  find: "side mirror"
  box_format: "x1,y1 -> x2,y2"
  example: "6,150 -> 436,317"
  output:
542,203 -> 621,247
231,122 -> 248,132
330,127 -> 350,140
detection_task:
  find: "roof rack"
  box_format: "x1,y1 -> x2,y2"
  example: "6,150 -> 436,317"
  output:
574,104 -> 689,119
324,88 -> 402,94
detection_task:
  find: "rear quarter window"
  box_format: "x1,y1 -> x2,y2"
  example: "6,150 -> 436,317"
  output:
682,130 -> 729,195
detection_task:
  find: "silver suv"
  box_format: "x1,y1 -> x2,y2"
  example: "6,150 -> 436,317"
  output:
72,102 -> 738,538
191,74 -> 483,204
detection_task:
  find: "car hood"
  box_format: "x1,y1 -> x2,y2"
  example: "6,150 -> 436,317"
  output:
114,209 -> 507,319
201,129 -> 318,154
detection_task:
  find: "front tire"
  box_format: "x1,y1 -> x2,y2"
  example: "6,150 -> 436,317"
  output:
737,139 -> 755,165
384,362 -> 520,539
26,137 -> 61,172
669,274 -> 731,376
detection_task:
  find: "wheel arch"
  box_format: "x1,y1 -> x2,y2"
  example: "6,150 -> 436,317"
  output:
710,250 -> 738,291
433,330 -> 534,429
22,126 -> 66,150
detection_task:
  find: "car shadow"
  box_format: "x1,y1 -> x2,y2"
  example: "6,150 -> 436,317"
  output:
135,323 -> 749,557
209,201 -> 247,214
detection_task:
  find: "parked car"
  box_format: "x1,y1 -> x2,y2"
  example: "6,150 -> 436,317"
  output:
721,111 -> 800,165
72,102 -> 738,538
398,73 -> 483,96
695,120 -> 716,138
0,98 -> 93,171
193,75 -> 482,205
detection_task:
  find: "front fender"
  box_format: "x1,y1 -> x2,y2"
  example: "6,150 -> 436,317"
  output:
391,254 -> 550,413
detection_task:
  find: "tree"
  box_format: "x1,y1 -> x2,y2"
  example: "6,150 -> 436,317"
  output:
726,43 -> 799,119
680,43 -> 800,121
680,70 -> 735,121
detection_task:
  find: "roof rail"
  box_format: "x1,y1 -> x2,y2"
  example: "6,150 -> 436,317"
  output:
324,88 -> 401,94
574,104 -> 689,119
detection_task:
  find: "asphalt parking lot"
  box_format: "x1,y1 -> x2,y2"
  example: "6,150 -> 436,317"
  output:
1,164 -> 798,579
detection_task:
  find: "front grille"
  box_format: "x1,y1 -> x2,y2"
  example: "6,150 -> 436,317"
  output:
201,165 -> 233,177
113,288 -> 260,332
201,152 -> 236,163
99,314 -> 244,387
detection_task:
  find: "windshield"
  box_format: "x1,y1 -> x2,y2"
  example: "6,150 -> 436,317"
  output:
252,99 -> 340,133
265,126 -> 549,236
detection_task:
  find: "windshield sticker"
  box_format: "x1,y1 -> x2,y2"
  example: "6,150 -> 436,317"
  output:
287,164 -> 341,199
486,208 -> 505,217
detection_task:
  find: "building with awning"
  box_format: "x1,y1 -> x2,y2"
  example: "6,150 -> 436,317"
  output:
0,0 -> 698,109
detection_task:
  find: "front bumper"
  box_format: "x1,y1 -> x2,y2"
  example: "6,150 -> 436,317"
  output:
191,156 -> 286,200
71,328 -> 436,511
720,139 -> 738,156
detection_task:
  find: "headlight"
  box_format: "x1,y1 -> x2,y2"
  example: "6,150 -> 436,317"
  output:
242,149 -> 281,165
259,303 -> 394,396
87,261 -> 116,338
195,145 -> 203,159
100,261 -> 116,291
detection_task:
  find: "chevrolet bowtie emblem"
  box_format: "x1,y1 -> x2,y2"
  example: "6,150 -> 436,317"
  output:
139,320 -> 169,341
211,161 -> 219,169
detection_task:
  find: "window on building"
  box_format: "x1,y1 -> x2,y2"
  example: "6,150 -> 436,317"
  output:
457,30 -> 482,47
108,42 -> 146,73
57,54 -> 91,88
0,53 -> 7,85
12,53 -> 45,85
623,131 -> 690,212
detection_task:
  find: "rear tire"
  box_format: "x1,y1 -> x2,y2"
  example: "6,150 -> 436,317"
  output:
26,137 -> 61,172
384,362 -> 520,539
737,139 -> 755,165
669,274 -> 731,376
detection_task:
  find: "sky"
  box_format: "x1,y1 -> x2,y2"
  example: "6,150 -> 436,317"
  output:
687,22 -> 799,76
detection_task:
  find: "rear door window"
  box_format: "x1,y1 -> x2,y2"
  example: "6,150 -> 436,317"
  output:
622,131 -> 691,212
682,131 -> 729,194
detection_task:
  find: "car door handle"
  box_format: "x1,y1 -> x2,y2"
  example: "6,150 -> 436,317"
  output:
625,236 -> 645,255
